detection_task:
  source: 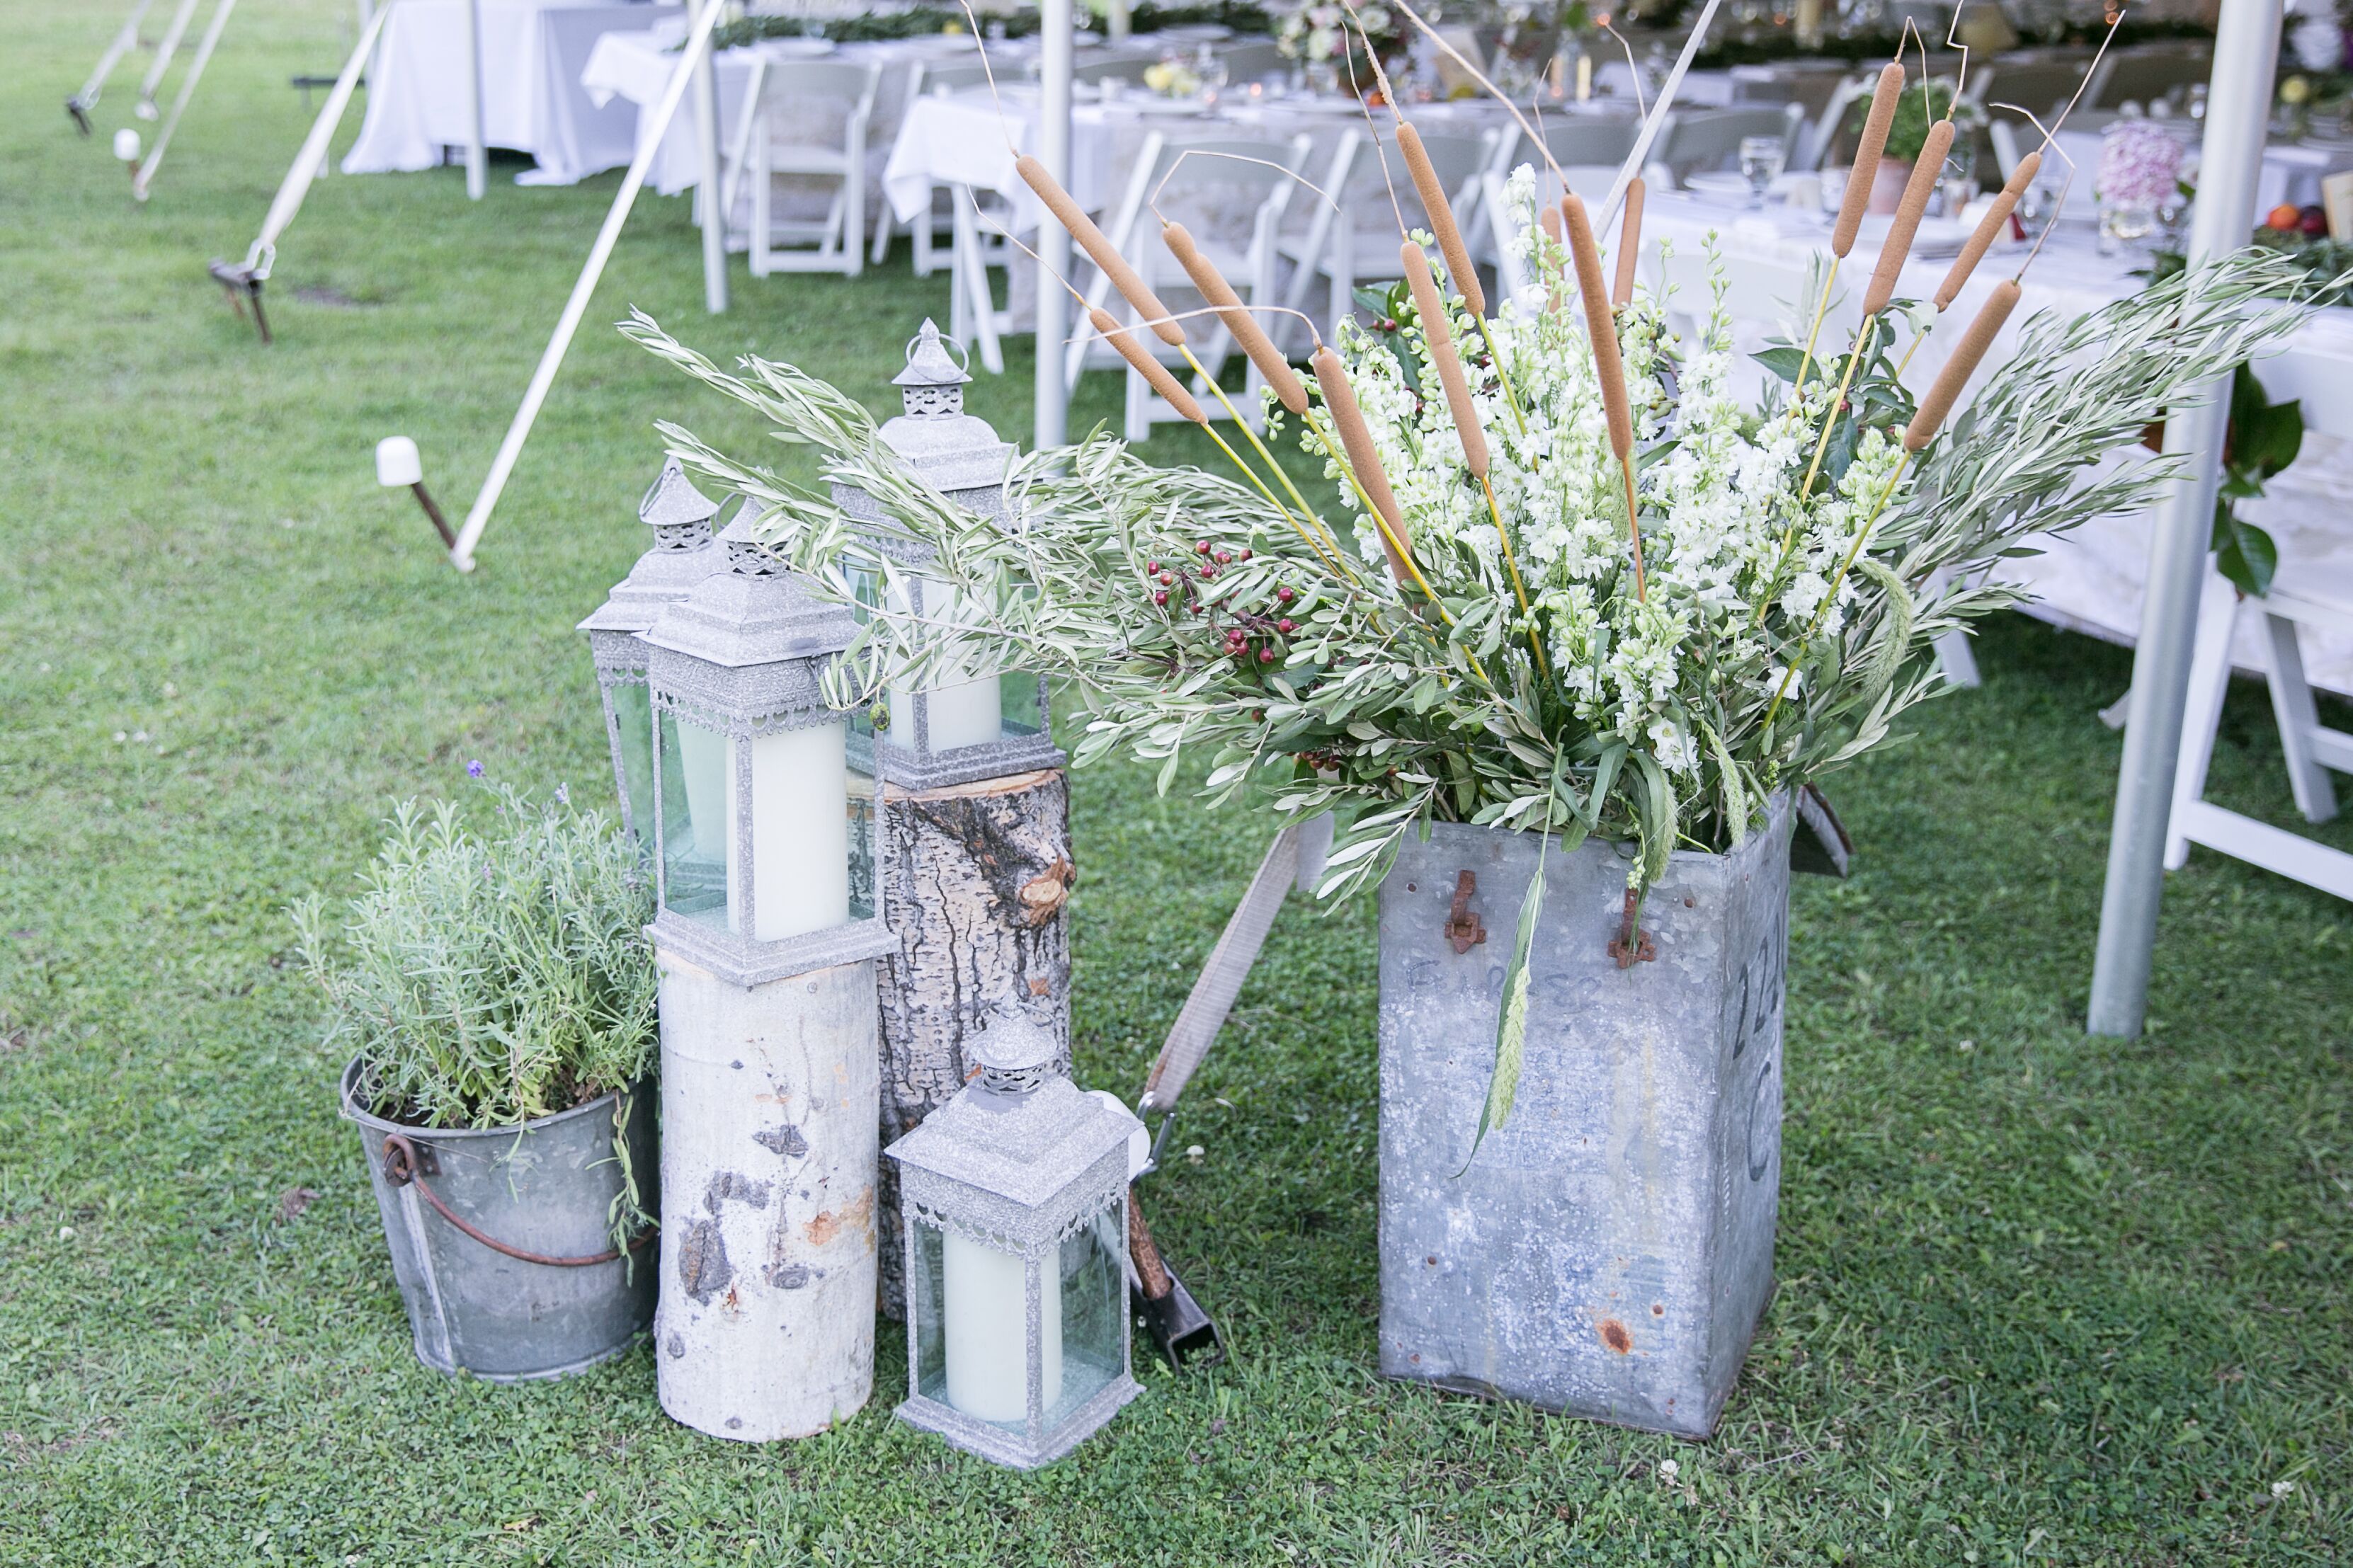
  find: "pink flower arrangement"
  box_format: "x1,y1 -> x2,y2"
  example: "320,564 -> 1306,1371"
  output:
2097,120 -> 2184,207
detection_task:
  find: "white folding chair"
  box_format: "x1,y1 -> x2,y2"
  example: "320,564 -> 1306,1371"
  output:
1472,118 -> 1638,286
1112,134 -> 1312,440
1218,38 -> 1289,86
947,183 -> 1018,374
2164,574 -> 2353,901
1277,126 -> 1493,350
1794,74 -> 1874,174
1061,129 -> 1173,393
724,59 -> 879,278
875,61 -> 1001,275
1648,103 -> 1805,190
2163,347 -> 2353,904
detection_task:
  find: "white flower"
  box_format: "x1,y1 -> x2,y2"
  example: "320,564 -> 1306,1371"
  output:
2272,1479 -> 2297,1500
1657,1458 -> 1680,1484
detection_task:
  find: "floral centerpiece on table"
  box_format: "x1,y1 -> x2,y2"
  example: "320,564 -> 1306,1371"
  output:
626,157 -> 2306,1118
1278,1 -> 1404,82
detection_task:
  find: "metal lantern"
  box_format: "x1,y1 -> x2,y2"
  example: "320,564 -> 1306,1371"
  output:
829,319 -> 1064,791
640,517 -> 895,1443
639,515 -> 891,984
884,1000 -> 1144,1468
577,457 -> 726,847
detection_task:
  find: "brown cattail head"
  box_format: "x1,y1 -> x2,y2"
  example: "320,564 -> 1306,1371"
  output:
1904,279 -> 2019,451
1834,62 -> 1909,258
1091,307 -> 1204,424
1863,119 -> 1954,318
1934,149 -> 2043,311
1311,345 -> 1411,580
1538,203 -> 1563,244
1612,177 -> 1646,309
1020,154 -> 1184,346
1161,222 -> 1308,414
1398,122 -> 1485,318
1562,195 -> 1634,465
1401,242 -> 1489,479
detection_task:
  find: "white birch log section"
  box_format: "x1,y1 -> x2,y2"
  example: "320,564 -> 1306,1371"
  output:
654,949 -> 878,1441
875,767 -> 1075,1316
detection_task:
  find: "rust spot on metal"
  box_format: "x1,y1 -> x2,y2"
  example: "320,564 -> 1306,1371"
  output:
1597,1318 -> 1633,1354
1607,889 -> 1656,968
1444,871 -> 1486,953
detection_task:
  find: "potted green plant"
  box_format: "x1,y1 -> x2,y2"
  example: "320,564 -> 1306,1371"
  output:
1850,76 -> 1982,213
294,780 -> 660,1382
624,200 -> 2306,1433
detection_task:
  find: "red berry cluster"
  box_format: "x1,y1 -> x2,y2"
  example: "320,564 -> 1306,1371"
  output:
1142,541 -> 1295,674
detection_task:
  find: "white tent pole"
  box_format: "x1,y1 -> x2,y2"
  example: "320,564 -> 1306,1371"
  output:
690,0 -> 728,314
69,0 -> 159,125
446,0 -> 727,572
137,0 -> 204,119
2086,0 -> 2286,1038
236,2 -> 392,278
131,0 -> 236,202
464,0 -> 487,200
1033,0 -> 1073,450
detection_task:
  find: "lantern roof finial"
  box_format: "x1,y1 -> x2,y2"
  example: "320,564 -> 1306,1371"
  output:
639,455 -> 722,532
892,319 -> 972,389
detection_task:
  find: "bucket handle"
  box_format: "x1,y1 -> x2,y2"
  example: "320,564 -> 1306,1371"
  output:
380,1132 -> 657,1269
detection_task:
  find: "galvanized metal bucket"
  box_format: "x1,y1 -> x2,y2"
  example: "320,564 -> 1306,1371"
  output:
341,1058 -> 659,1382
1377,794 -> 1793,1438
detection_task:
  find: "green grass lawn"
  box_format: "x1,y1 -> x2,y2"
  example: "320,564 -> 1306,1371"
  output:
2,4 -> 2348,1562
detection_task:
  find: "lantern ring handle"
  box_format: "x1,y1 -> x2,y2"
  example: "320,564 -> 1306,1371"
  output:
379,1131 -> 657,1269
905,328 -> 971,375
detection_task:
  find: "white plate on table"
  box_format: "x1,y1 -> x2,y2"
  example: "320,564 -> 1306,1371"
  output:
1122,97 -> 1215,116
1682,170 -> 1794,202
1152,23 -> 1234,40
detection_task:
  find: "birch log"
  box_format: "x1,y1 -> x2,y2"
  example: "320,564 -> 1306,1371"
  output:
876,767 -> 1076,1314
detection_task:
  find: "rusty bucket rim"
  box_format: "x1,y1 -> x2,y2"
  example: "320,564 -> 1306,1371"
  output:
337,1055 -> 635,1143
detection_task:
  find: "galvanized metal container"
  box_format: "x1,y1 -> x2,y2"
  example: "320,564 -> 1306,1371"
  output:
1377,794 -> 1792,1438
342,1059 -> 659,1382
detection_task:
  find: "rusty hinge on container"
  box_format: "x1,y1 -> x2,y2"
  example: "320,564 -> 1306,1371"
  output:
1443,871 -> 1486,954
1607,888 -> 1656,968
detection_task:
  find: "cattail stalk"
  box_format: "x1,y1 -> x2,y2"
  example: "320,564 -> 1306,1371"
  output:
1935,150 -> 2039,311
1905,279 -> 2019,450
1612,177 -> 1646,309
1403,244 -> 1542,666
1563,193 -> 1646,602
1834,62 -> 1908,259
1161,222 -> 1308,413
1862,120 -> 1954,318
1398,122 -> 1483,317
1311,346 -> 1417,585
1020,153 -> 1184,346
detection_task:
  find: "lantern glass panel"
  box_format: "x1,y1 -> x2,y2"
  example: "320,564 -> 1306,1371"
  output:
845,740 -> 877,922
908,1219 -> 950,1409
610,680 -> 656,848
1048,1213 -> 1127,1424
658,710 -> 729,927
938,1226 -> 1056,1429
998,674 -> 1042,739
741,721 -> 854,941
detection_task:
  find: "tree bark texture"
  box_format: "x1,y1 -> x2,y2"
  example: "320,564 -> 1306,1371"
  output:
875,767 -> 1074,1315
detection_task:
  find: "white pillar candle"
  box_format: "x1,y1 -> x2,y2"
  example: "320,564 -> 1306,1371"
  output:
741,720 -> 850,943
942,1231 -> 1060,1425
889,576 -> 1003,753
1576,53 -> 1592,103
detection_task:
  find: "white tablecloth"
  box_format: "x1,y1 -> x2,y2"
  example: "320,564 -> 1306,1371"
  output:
343,0 -> 650,185
1635,191 -> 2353,694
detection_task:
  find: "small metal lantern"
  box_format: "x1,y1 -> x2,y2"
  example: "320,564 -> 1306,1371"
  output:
885,1001 -> 1144,1468
829,320 -> 1064,791
577,458 -> 727,846
639,517 -> 893,985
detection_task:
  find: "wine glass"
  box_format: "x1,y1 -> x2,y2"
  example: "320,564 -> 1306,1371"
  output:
1738,135 -> 1787,209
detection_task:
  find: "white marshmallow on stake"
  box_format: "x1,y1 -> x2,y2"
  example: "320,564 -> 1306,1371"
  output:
113,129 -> 142,166
374,437 -> 423,489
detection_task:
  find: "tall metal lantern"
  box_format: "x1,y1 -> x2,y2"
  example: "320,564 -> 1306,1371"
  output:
831,319 -> 1064,788
639,517 -> 894,1443
830,320 -> 1078,1315
576,457 -> 726,846
885,1000 -> 1144,1468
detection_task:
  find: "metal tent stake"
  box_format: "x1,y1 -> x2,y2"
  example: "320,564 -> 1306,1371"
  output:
207,1 -> 388,344
67,0 -> 159,134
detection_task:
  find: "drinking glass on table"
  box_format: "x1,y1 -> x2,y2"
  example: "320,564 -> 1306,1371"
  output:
1738,135 -> 1786,208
